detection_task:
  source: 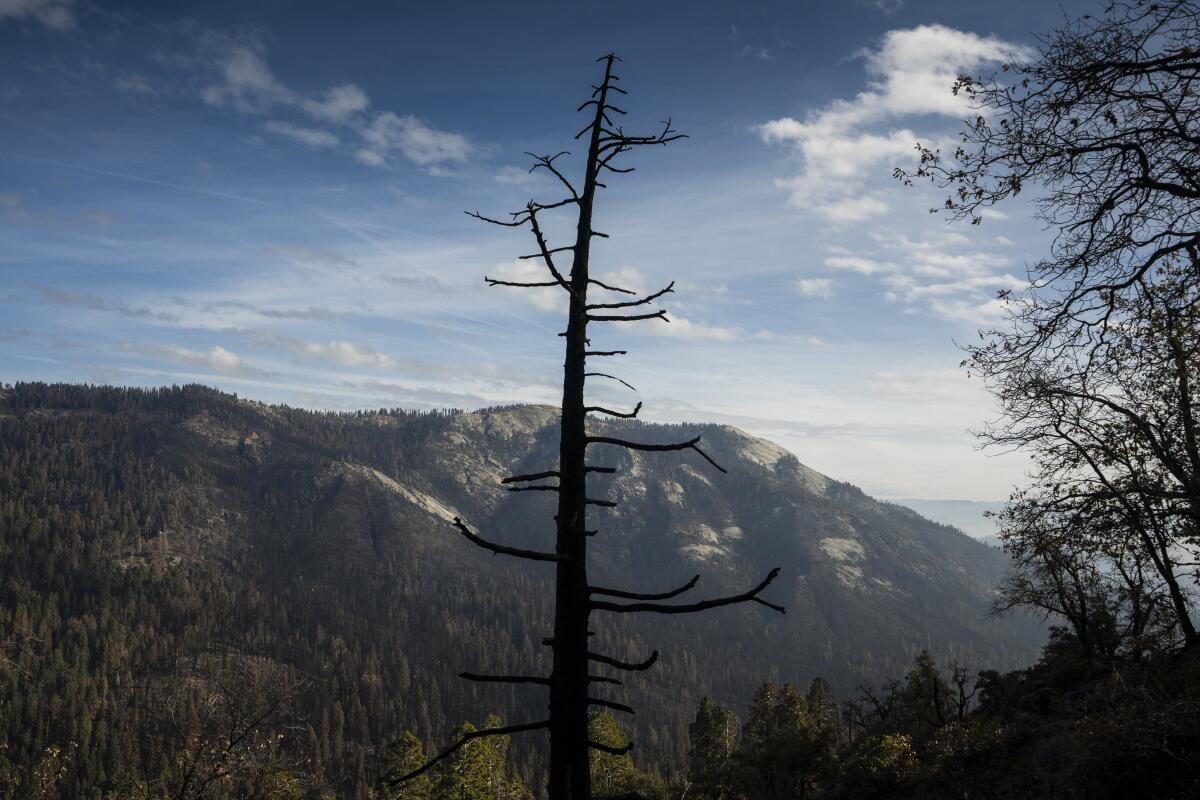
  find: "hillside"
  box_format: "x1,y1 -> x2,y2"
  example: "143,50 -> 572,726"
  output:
0,382 -> 1042,796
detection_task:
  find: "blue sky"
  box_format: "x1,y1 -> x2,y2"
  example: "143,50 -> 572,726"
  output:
0,0 -> 1095,500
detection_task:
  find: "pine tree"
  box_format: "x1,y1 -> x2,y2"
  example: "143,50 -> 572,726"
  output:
380,732 -> 430,800
587,712 -> 636,797
805,678 -> 841,739
687,697 -> 738,799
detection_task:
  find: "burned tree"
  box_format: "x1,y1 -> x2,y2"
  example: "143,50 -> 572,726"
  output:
395,55 -> 784,799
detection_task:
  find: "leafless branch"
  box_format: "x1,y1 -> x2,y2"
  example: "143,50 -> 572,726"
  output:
591,574 -> 700,600
451,517 -> 563,562
591,568 -> 785,614
585,372 -> 638,391
588,649 -> 659,671
586,435 -> 727,473
588,309 -> 669,323
502,470 -> 560,484
587,282 -> 675,310
389,720 -> 550,784
585,402 -> 642,418
590,697 -> 635,714
459,672 -> 550,686
588,740 -> 633,756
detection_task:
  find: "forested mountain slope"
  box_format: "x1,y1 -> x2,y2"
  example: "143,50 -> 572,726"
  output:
0,382 -> 1042,796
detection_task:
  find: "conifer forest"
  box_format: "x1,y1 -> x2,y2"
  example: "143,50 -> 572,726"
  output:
2,1 -> 1199,798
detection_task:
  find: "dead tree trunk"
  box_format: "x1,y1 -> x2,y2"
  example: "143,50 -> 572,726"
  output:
395,54 -> 784,800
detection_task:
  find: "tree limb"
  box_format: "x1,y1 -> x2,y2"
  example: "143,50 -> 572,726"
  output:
590,574 -> 700,600
587,650 -> 659,671
586,435 -> 727,473
586,402 -> 642,418
591,568 -> 785,614
459,672 -> 550,685
389,720 -> 549,784
451,517 -> 562,562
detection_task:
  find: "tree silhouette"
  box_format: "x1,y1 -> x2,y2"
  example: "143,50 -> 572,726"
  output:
393,54 -> 784,800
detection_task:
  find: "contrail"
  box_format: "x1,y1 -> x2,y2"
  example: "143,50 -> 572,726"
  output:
0,152 -> 276,206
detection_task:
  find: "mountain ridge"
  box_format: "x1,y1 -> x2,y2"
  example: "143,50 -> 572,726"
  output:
0,382 -> 1043,794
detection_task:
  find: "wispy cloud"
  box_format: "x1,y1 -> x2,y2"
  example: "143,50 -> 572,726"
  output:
795,277 -> 835,298
0,0 -> 75,30
356,112 -> 471,171
34,285 -> 181,322
264,120 -> 339,148
758,25 -> 1028,222
114,74 -> 158,96
190,28 -> 470,172
114,342 -> 266,377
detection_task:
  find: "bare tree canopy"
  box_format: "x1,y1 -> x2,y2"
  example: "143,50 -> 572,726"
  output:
393,55 -> 784,800
901,0 -> 1200,357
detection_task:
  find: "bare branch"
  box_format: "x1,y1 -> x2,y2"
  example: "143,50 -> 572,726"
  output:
525,151 -> 579,199
587,282 -> 674,310
588,740 -> 633,756
519,245 -> 575,260
526,204 -> 574,292
590,697 -> 635,714
389,720 -> 549,784
485,277 -> 562,289
585,402 -> 642,419
466,209 -> 528,228
589,277 -> 637,295
588,650 -> 659,671
588,310 -> 669,323
451,517 -> 562,562
591,574 -> 700,600
586,434 -> 727,473
585,372 -> 637,391
459,672 -> 550,686
591,568 -> 785,614
585,350 -> 628,357
502,470 -> 560,484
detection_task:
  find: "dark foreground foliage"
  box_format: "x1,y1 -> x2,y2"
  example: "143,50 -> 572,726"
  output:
677,641 -> 1200,800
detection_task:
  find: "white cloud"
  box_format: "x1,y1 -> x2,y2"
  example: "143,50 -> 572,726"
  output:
925,296 -> 1010,323
759,24 -> 1028,220
201,42 -> 291,112
825,255 -> 895,275
301,83 -> 369,122
116,342 -> 259,376
838,228 -> 1023,320
643,317 -> 773,342
795,277 -> 835,298
353,148 -> 386,167
264,120 -> 339,148
495,165 -> 540,186
359,112 -> 471,169
193,30 -> 468,170
0,0 -> 75,30
487,260 -> 568,313
291,340 -> 399,369
115,74 -> 158,96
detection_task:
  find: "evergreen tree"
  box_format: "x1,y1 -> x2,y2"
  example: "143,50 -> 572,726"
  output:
587,712 -> 637,797
806,678 -> 840,738
733,683 -> 834,799
686,697 -> 738,799
380,732 -> 430,800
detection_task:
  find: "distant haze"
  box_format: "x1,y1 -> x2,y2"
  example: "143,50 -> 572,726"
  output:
893,498 -> 1004,541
